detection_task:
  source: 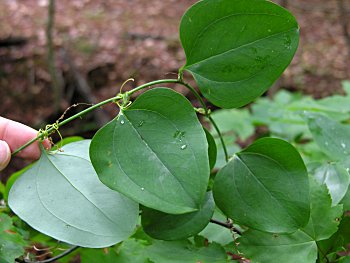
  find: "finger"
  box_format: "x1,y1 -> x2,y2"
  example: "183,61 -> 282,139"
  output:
0,117 -> 51,160
0,140 -> 11,171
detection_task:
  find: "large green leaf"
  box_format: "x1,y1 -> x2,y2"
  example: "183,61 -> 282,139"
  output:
141,192 -> 215,240
0,214 -> 26,263
4,164 -> 33,202
309,162 -> 350,206
180,0 -> 299,108
213,138 -> 310,233
239,176 -> 342,262
9,140 -> 138,248
90,88 -> 210,214
306,112 -> 350,161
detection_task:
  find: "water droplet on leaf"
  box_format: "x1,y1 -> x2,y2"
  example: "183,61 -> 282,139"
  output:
174,131 -> 186,141
120,120 -> 125,125
283,34 -> 292,50
181,145 -> 187,150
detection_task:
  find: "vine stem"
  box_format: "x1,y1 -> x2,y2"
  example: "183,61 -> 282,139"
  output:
126,78 -> 179,94
12,78 -> 229,163
15,246 -> 79,263
11,95 -> 121,156
11,79 -> 176,156
210,219 -> 242,235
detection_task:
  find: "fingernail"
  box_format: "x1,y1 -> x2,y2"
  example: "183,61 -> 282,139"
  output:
0,140 -> 11,171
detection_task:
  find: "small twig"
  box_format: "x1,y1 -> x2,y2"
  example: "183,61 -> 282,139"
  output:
210,219 -> 242,235
16,246 -> 79,263
56,103 -> 94,123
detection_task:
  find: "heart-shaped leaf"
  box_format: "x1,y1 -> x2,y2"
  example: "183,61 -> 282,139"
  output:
213,138 -> 310,233
9,140 -> 138,248
180,0 -> 299,108
90,88 -> 210,214
141,191 -> 215,241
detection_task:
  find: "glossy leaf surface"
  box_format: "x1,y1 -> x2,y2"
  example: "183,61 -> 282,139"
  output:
180,0 -> 299,108
213,138 -> 310,233
9,140 -> 138,248
141,192 -> 215,240
90,88 -> 209,214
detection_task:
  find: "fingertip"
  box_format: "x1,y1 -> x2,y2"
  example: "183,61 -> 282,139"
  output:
42,139 -> 52,151
0,140 -> 11,171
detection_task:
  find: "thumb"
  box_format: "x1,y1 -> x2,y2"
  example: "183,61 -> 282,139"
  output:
0,140 -> 11,171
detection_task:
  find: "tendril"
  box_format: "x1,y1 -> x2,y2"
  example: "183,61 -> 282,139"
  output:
38,122 -> 63,153
57,103 -> 94,123
119,78 -> 135,95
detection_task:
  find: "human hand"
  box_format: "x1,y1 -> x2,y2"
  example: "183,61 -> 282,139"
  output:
0,117 -> 51,171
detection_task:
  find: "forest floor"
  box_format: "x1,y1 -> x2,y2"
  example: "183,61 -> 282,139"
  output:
0,0 -> 350,178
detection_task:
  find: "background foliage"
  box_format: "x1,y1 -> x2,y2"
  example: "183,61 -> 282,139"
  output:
1,0 -> 350,262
